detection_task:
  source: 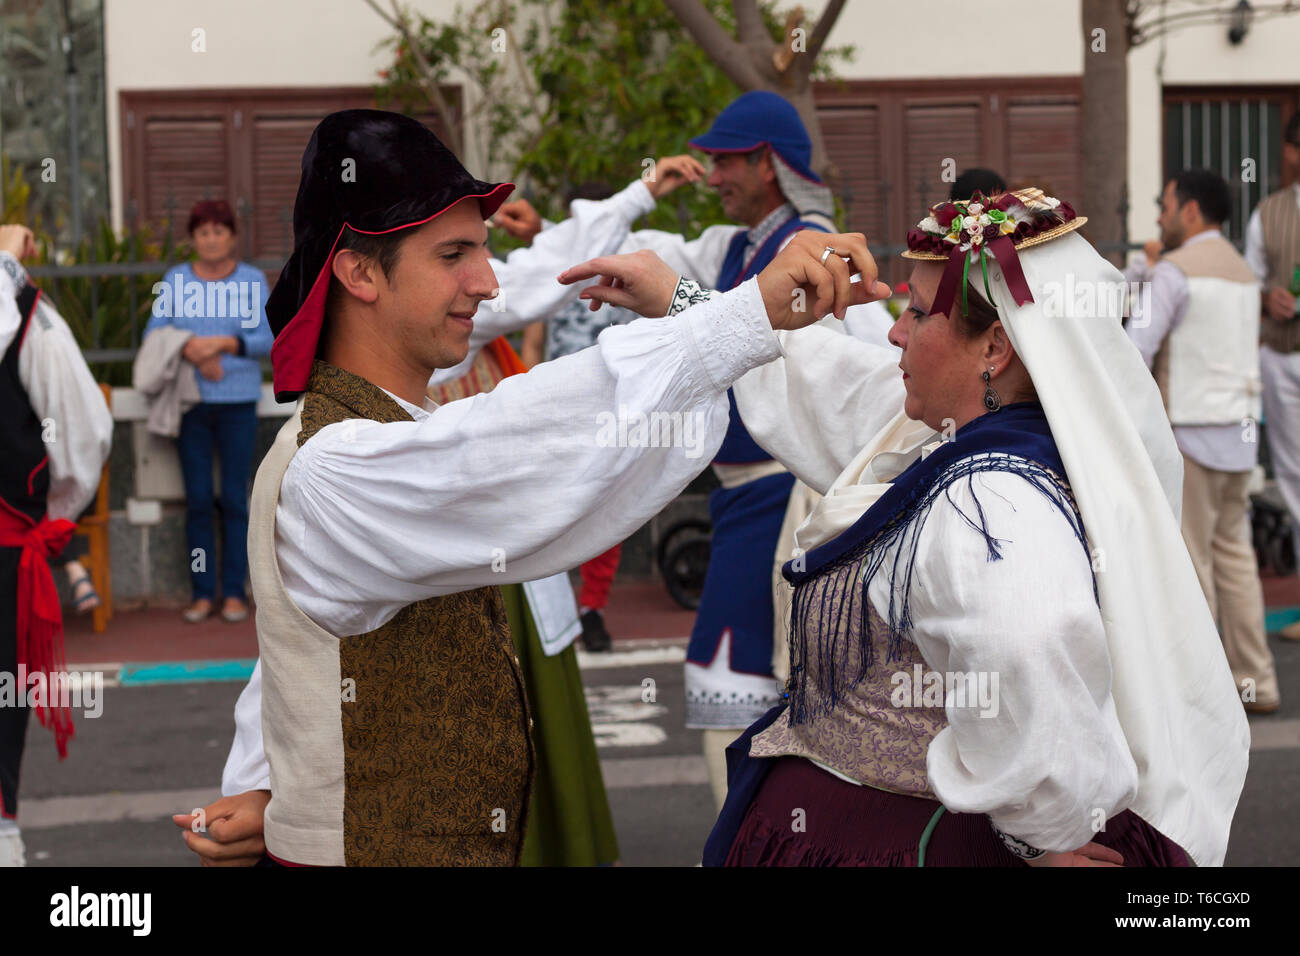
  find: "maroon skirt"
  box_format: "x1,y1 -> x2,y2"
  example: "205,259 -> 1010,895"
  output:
724,756 -> 1191,867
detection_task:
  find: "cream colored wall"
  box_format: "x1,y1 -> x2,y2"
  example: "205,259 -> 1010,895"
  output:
814,0 -> 1083,78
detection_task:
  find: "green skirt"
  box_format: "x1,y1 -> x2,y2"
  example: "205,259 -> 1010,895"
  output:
501,583 -> 620,866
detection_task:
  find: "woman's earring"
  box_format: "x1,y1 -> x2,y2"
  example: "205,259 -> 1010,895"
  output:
982,369 -> 1002,412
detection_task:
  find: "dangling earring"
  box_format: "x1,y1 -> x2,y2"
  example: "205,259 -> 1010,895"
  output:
982,368 -> 1002,412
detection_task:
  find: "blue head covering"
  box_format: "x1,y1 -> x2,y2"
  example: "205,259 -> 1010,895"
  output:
689,91 -> 822,184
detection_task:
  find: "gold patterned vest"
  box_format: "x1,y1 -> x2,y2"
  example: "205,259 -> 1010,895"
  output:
250,359 -> 534,866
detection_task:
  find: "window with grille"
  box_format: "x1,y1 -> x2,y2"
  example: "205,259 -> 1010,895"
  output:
1163,89 -> 1298,245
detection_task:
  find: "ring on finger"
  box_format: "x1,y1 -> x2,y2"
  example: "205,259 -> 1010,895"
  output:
820,246 -> 838,265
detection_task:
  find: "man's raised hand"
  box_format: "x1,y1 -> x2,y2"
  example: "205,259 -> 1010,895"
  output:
0,224 -> 36,261
492,199 -> 543,244
557,249 -> 680,317
758,231 -> 890,331
645,155 -> 706,199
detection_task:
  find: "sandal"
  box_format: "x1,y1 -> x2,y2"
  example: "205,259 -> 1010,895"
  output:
70,574 -> 101,615
183,599 -> 214,623
221,598 -> 249,623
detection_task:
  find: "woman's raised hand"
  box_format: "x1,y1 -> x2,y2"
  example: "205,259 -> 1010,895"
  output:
758,231 -> 890,331
557,249 -> 681,317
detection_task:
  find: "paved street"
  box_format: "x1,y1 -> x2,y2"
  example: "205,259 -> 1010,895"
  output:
10,580 -> 1300,866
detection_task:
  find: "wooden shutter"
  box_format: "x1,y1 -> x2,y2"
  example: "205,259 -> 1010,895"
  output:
131,111 -> 232,243
121,88 -> 462,262
1003,100 -> 1082,206
819,104 -> 886,244
903,102 -> 983,219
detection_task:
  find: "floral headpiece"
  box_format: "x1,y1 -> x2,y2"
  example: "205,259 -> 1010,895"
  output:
903,187 -> 1086,319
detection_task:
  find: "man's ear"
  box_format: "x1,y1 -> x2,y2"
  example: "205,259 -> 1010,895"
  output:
331,249 -> 382,305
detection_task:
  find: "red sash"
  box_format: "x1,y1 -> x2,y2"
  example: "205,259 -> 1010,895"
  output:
0,503 -> 77,757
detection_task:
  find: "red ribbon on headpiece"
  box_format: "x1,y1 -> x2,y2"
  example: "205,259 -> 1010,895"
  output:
0,507 -> 78,758
930,235 -> 1035,319
986,235 -> 1036,308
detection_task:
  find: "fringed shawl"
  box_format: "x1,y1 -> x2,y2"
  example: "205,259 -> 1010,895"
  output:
781,402 -> 1096,725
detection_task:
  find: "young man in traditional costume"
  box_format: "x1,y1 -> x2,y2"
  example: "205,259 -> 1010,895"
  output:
174,108 -> 884,866
183,126 -> 707,867
0,224 -> 114,866
1127,169 -> 1279,713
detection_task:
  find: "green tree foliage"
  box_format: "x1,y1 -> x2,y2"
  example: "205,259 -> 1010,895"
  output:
374,0 -> 850,237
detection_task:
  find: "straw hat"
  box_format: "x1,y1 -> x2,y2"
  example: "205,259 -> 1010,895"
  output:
901,187 -> 1088,318
902,187 -> 1087,260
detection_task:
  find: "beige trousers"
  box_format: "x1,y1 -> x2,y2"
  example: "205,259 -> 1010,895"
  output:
1181,454 -> 1280,705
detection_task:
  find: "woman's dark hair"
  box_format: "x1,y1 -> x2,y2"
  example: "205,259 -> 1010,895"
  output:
948,280 -> 1039,403
951,281 -> 1002,338
187,199 -> 237,236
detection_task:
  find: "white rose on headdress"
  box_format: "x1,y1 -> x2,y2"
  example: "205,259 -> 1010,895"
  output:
967,202 -> 984,215
918,216 -> 941,234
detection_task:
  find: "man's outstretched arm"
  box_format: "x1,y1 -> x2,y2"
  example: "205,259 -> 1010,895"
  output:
280,234 -> 887,638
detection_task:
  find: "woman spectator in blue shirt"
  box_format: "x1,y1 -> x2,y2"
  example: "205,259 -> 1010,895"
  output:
144,200 -> 273,623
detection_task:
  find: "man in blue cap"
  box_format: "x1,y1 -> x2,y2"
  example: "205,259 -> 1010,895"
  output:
616,91 -> 839,809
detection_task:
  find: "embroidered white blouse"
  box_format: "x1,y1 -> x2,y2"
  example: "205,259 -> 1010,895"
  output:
732,323 -> 1139,856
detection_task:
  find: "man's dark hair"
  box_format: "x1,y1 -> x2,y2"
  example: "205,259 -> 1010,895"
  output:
336,225 -> 407,280
951,168 -> 1007,201
1170,168 -> 1232,226
1285,110 -> 1300,149
324,226 -> 411,321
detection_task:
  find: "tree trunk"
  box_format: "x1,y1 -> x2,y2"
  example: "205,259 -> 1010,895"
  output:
1080,0 -> 1131,265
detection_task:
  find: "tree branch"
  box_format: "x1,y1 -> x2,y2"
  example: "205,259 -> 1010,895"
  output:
1131,0 -> 1300,46
663,0 -> 765,89
732,0 -> 766,43
806,0 -> 847,63
364,0 -> 465,155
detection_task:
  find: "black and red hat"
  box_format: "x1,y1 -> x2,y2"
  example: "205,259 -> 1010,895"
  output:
266,109 -> 513,401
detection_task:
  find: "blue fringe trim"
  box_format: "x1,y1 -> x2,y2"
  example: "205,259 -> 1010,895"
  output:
786,453 -> 1097,726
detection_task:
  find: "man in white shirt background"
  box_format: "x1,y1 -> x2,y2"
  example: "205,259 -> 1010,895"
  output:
1126,169 -> 1280,713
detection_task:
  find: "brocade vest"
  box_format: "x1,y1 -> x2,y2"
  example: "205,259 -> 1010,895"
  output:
250,359 -> 534,866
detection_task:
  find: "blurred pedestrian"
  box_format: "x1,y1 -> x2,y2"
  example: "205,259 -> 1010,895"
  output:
143,200 -> 272,624
1126,169 -> 1278,712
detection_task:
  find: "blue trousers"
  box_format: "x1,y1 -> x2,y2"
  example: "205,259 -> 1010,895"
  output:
177,401 -> 257,603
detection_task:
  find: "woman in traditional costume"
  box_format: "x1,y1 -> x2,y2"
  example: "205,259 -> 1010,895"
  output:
694,188 -> 1251,866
